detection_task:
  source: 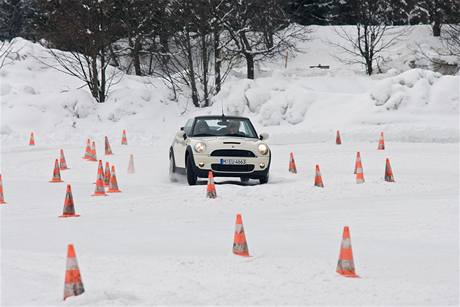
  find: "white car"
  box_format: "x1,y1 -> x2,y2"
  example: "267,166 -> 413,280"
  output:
169,115 -> 271,185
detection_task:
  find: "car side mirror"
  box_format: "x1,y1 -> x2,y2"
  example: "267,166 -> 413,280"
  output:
176,131 -> 186,140
259,133 -> 269,140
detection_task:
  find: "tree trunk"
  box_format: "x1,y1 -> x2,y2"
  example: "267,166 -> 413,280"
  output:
433,20 -> 441,37
185,30 -> 199,107
201,33 -> 209,107
132,36 -> 143,76
99,51 -> 106,102
90,55 -> 100,101
214,30 -> 221,94
245,53 -> 255,79
160,30 -> 170,65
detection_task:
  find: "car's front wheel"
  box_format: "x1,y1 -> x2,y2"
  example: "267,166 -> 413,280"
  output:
259,173 -> 269,184
186,154 -> 197,185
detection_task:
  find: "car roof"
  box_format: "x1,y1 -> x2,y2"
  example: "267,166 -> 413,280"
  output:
193,115 -> 250,120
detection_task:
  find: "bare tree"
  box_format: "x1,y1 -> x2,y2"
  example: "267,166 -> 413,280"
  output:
0,39 -> 18,69
331,0 -> 409,75
442,24 -> 460,57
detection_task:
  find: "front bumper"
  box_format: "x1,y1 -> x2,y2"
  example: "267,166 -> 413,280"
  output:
191,153 -> 270,178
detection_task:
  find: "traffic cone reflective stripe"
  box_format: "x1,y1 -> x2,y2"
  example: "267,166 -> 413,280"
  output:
83,139 -> 91,159
87,141 -> 97,161
233,214 -> 249,257
50,159 -> 63,182
336,130 -> 342,145
207,171 -> 217,198
107,165 -> 121,193
92,160 -> 107,196
128,154 -> 135,173
104,136 -> 113,155
336,226 -> 359,278
289,152 -> 297,174
385,158 -> 395,182
121,130 -> 128,145
104,162 -> 111,186
63,244 -> 85,300
0,174 -> 6,204
29,132 -> 35,146
314,164 -> 324,187
378,132 -> 385,150
60,149 -> 69,170
59,184 -> 79,217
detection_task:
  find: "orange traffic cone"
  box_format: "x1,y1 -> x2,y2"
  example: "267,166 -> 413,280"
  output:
59,184 -> 79,217
314,164 -> 324,187
107,165 -> 121,193
88,141 -> 97,161
0,174 -> 6,205
63,244 -> 85,300
336,130 -> 342,145
29,132 -> 35,146
60,149 -> 69,170
50,159 -> 63,183
336,226 -> 359,278
104,136 -> 113,155
92,160 -> 107,196
378,132 -> 385,150
355,152 -> 365,184
121,130 -> 128,145
83,139 -> 91,159
103,162 -> 111,186
233,213 -> 249,257
128,154 -> 135,174
207,171 -> 217,198
289,152 -> 297,174
385,158 -> 395,182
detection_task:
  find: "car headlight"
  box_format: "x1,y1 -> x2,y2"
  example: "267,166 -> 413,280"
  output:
258,143 -> 269,155
194,142 -> 206,153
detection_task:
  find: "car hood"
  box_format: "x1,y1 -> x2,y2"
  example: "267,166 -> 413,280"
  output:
190,136 -> 266,154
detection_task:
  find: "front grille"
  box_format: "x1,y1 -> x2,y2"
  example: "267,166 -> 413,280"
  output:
211,164 -> 255,172
210,149 -> 255,157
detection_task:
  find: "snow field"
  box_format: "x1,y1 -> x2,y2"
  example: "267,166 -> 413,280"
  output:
1,134 -> 458,305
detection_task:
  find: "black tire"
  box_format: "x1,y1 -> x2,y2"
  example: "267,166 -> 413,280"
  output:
240,177 -> 250,183
169,151 -> 177,182
186,154 -> 197,185
259,173 -> 269,184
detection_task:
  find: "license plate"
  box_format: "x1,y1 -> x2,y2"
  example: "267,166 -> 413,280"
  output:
220,159 -> 247,165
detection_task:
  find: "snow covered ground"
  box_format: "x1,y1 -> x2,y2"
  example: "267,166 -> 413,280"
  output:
1,140 -> 459,305
1,25 -> 459,305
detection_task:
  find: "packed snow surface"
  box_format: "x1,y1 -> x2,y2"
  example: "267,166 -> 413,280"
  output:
1,25 -> 459,305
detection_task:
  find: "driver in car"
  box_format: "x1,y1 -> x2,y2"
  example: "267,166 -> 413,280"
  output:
195,120 -> 210,135
227,120 -> 241,135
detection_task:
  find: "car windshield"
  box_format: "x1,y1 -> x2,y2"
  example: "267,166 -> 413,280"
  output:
192,117 -> 258,138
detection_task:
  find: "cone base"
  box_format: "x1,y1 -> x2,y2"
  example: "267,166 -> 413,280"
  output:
91,193 -> 107,196
59,214 -> 80,218
233,252 -> 250,257
107,190 -> 121,193
0,201 -> 6,205
49,179 -> 64,183
337,271 -> 359,278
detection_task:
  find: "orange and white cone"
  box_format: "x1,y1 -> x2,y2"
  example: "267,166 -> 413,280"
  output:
0,174 -> 7,205
104,136 -> 113,155
50,159 -> 63,183
128,154 -> 135,174
107,165 -> 121,193
60,149 -> 69,170
88,141 -> 97,161
83,139 -> 91,159
378,132 -> 385,150
355,152 -> 365,184
336,130 -> 342,145
207,171 -> 217,198
336,226 -> 359,278
92,160 -> 107,196
289,152 -> 297,174
314,164 -> 324,187
103,162 -> 111,186
354,151 -> 362,174
63,244 -> 85,300
385,158 -> 395,182
59,184 -> 79,217
121,130 -> 128,145
29,132 -> 35,146
233,213 -> 249,257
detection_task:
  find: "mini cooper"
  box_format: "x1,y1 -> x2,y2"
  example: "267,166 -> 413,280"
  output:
169,115 -> 271,185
